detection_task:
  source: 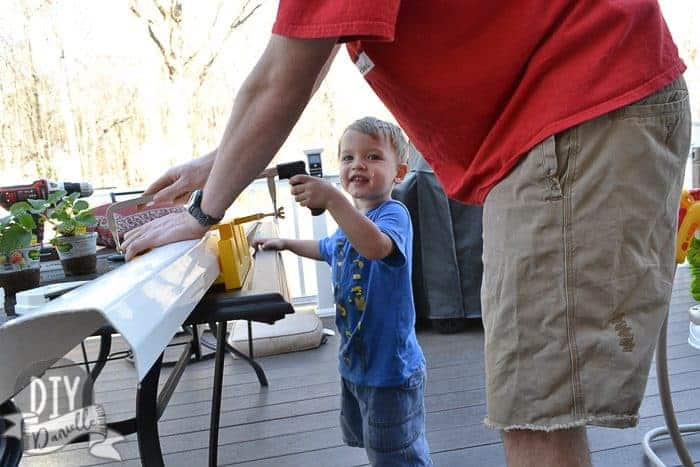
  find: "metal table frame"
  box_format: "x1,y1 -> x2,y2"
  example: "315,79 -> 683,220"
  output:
2,223 -> 293,467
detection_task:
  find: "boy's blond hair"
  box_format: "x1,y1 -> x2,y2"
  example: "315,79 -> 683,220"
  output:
340,117 -> 408,164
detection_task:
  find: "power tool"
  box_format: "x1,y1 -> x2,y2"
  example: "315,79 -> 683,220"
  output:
0,180 -> 93,210
258,154 -> 325,216
0,179 -> 93,243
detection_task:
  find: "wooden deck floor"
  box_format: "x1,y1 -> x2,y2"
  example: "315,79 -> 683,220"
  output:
15,266 -> 700,466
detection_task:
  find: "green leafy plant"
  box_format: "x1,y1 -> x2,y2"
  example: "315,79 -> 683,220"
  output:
46,191 -> 96,237
0,210 -> 37,256
0,202 -> 43,267
1,191 -> 96,252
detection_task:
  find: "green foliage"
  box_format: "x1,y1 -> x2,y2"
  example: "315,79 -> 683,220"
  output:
0,190 -> 96,256
0,205 -> 37,256
47,191 -> 97,237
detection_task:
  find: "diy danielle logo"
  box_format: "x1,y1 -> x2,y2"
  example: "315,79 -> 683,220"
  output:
1,358 -> 124,461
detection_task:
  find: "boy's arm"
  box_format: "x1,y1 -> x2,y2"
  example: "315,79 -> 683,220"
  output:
283,239 -> 323,261
326,195 -> 394,261
254,238 -> 323,261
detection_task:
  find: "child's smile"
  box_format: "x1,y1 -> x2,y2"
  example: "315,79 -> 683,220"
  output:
339,130 -> 406,212
349,174 -> 370,185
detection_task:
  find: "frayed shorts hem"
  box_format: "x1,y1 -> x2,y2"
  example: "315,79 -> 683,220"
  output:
483,413 -> 639,432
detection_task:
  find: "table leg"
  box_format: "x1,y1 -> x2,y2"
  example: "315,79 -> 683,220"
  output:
136,354 -> 165,467
209,322 -> 227,467
191,325 -> 202,361
82,332 -> 112,407
226,342 -> 268,387
207,322 -> 268,387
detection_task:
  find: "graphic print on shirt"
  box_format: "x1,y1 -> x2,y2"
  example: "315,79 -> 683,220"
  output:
334,239 -> 369,372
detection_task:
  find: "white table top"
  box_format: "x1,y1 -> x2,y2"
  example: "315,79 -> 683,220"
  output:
0,234 -> 220,402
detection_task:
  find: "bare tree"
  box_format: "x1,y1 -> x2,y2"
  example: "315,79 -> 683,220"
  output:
128,0 -> 262,161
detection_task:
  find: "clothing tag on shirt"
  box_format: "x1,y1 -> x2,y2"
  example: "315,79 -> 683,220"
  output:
354,51 -> 375,76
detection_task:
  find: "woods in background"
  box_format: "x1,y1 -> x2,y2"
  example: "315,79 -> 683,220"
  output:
0,0 -> 698,189
0,0 -> 263,187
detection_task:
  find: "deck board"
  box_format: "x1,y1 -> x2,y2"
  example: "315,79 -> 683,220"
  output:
16,266 -> 700,466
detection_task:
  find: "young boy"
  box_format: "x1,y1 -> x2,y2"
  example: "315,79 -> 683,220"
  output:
255,117 -> 432,466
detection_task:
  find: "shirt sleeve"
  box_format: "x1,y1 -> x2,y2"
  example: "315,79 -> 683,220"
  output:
318,230 -> 339,266
272,0 -> 400,43
374,201 -> 411,268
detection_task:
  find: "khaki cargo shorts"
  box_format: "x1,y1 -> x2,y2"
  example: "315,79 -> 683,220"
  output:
482,76 -> 691,430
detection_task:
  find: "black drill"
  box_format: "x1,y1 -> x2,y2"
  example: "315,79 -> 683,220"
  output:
276,160 -> 325,216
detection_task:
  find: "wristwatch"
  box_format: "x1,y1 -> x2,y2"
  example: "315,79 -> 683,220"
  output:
186,190 -> 223,227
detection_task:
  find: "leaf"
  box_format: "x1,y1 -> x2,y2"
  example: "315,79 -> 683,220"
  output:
47,191 -> 63,205
15,212 -> 36,230
51,209 -> 71,223
68,192 -> 80,203
0,224 -> 32,255
58,219 -> 76,235
52,190 -> 67,201
9,201 -> 31,214
27,198 -> 49,212
75,211 -> 97,226
73,200 -> 89,212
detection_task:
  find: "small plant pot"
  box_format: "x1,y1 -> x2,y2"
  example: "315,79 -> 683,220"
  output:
0,245 -> 42,296
54,232 -> 98,276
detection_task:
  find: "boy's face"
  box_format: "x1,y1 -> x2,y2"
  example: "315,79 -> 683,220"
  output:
339,129 -> 408,211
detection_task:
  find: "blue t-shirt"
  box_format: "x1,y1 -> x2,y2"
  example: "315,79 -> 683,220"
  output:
318,200 -> 425,387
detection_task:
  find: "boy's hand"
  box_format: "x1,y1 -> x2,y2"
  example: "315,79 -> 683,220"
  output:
252,238 -> 286,251
289,175 -> 340,210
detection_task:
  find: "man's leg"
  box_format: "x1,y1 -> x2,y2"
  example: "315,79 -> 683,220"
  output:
502,428 -> 592,467
481,76 -> 690,463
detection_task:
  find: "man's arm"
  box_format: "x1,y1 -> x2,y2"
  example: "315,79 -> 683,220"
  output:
148,45 -> 340,205
201,35 -> 339,219
122,35 -> 338,260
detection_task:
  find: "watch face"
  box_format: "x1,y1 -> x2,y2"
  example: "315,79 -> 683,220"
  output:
187,190 -> 200,208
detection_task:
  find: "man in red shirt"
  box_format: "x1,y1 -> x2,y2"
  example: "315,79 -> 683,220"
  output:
123,2 -> 691,465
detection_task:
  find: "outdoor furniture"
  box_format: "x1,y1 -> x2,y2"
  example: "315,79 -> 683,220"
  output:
392,149 -> 483,332
0,222 -> 293,467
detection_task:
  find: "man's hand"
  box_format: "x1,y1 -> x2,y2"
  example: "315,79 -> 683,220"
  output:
289,175 -> 340,210
145,154 -> 215,205
252,238 -> 286,251
121,211 -> 209,261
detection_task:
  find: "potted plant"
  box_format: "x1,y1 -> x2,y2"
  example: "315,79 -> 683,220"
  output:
46,191 -> 98,276
0,205 -> 42,297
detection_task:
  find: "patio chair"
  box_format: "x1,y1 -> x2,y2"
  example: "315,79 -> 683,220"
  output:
392,148 -> 482,333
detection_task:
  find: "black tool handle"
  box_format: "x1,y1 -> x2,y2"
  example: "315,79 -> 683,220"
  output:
276,161 -> 325,216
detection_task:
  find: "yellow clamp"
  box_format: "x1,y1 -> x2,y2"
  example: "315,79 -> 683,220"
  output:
213,219 -> 252,290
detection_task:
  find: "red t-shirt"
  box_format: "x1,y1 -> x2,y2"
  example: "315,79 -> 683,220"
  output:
273,1 -> 685,204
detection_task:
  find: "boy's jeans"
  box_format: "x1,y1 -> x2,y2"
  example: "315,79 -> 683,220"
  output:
340,368 -> 433,467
